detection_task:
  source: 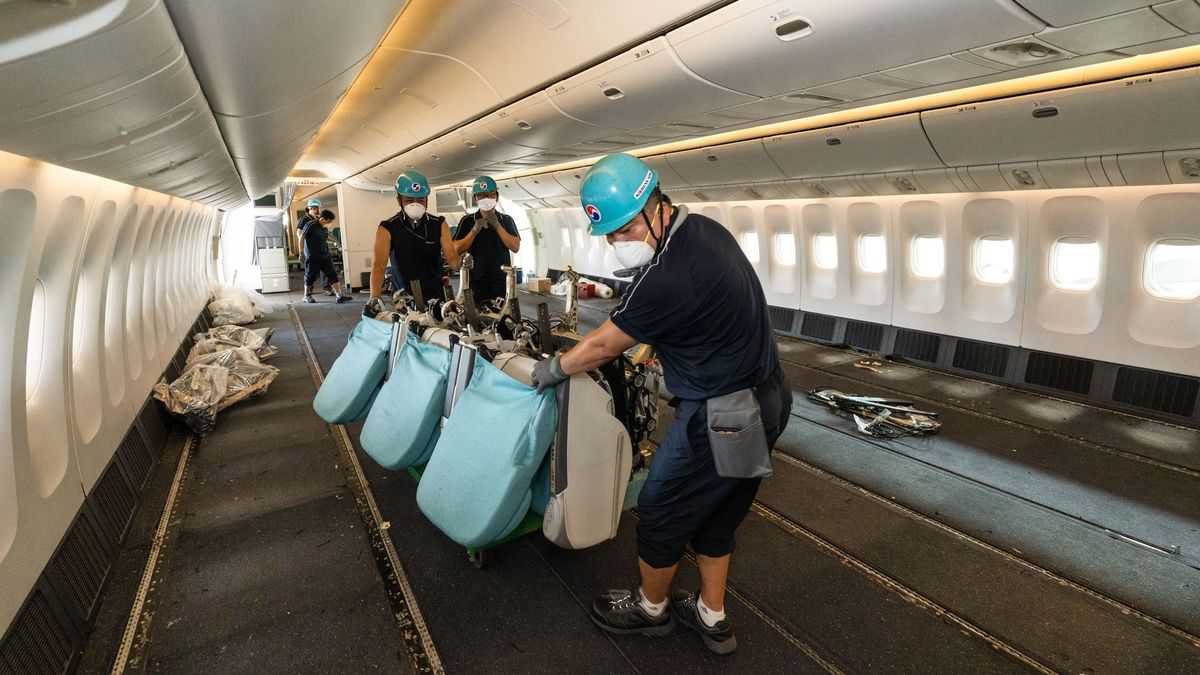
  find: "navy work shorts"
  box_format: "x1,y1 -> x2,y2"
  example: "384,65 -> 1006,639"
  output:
636,366 -> 792,568
305,256 -> 338,286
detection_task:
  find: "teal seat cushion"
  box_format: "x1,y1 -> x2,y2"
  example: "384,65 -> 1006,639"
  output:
361,333 -> 451,470
417,358 -> 557,548
313,318 -> 392,423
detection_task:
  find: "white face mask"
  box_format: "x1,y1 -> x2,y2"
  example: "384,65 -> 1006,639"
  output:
613,240 -> 655,269
476,197 -> 497,212
403,202 -> 427,219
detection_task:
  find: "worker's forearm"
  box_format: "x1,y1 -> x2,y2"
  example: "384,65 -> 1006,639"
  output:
559,337 -> 622,376
370,263 -> 385,298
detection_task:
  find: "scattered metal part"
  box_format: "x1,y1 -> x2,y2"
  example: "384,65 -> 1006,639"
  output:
809,387 -> 942,438
560,266 -> 581,334
854,358 -> 885,373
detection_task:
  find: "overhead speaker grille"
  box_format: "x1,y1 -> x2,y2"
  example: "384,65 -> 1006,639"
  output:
952,339 -> 1010,378
1113,367 -> 1199,417
1024,352 -> 1094,395
800,313 -> 836,341
0,589 -> 73,675
768,306 -> 795,332
844,321 -> 884,351
893,329 -> 940,363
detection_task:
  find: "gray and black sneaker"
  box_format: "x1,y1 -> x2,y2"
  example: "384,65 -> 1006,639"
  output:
671,590 -> 737,655
335,294 -> 351,304
303,295 -> 316,304
590,589 -> 674,637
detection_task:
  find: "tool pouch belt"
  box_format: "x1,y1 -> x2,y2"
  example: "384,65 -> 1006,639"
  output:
706,388 -> 773,479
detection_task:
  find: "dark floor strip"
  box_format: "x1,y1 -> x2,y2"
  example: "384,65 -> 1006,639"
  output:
771,452 -> 1200,652
290,307 -> 443,674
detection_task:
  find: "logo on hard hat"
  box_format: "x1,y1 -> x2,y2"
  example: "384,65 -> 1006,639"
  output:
585,204 -> 602,222
477,181 -> 487,191
411,182 -> 423,193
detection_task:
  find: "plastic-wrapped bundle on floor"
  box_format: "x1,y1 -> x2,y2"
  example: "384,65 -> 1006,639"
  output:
360,330 -> 452,470
313,317 -> 393,423
153,365 -> 229,435
217,352 -> 280,411
417,357 -> 557,548
189,325 -> 277,362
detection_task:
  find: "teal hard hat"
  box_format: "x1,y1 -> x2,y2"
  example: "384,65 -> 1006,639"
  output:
395,170 -> 431,198
471,175 -> 498,195
579,153 -> 659,236
306,198 -> 321,208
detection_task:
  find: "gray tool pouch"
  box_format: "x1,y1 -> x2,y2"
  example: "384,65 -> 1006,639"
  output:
706,388 -> 773,479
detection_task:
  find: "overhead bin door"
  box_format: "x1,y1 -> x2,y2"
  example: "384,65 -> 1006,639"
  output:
921,67 -> 1200,166
666,0 -> 1040,99
517,174 -> 571,200
666,140 -> 786,186
546,37 -> 755,133
763,113 -> 944,179
483,93 -> 619,151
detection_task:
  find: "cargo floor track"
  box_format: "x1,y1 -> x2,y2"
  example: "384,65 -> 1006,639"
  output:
77,287 -> 1200,674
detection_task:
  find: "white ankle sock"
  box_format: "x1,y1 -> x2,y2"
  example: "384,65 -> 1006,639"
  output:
697,596 -> 726,627
638,588 -> 667,617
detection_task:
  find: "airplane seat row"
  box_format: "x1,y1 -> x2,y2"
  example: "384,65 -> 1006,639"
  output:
314,315 -> 636,552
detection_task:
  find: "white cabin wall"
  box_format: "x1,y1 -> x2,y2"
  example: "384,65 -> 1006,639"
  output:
1,149 -> 217,631
527,183 -> 1200,376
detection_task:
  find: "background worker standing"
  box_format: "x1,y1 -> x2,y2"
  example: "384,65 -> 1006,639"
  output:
451,176 -> 521,303
365,170 -> 458,316
300,208 -> 350,304
531,153 -> 791,656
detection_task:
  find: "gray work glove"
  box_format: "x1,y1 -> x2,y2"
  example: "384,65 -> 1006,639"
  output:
471,218 -> 486,236
363,296 -> 385,318
531,354 -> 568,393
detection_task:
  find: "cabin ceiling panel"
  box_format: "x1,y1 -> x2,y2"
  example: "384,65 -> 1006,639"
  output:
0,0 -> 247,207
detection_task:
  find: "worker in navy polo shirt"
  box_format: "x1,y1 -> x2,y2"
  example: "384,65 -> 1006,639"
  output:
531,153 -> 791,655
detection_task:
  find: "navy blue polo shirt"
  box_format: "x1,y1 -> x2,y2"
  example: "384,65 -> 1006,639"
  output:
610,208 -> 778,401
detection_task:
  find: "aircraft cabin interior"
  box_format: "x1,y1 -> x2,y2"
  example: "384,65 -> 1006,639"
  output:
3,1 -> 1200,673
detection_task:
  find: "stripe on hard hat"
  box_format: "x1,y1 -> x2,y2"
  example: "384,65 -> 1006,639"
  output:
633,170 -> 654,200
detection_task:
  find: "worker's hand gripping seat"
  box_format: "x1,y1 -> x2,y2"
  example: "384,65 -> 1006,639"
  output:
416,356 -> 558,548
313,317 -> 392,423
360,326 -> 453,470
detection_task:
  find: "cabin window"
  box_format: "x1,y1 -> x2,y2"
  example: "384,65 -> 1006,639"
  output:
773,233 -> 796,266
26,280 -> 46,402
560,225 -> 572,248
974,236 -> 1014,284
740,232 -> 760,264
574,227 -> 586,249
910,236 -> 945,279
857,234 -> 887,274
1145,238 -> 1200,301
1051,238 -> 1101,291
812,233 -> 838,270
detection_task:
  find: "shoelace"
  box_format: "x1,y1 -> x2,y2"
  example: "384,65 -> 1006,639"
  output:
607,591 -> 637,611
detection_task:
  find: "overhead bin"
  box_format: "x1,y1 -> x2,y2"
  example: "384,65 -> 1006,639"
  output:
641,155 -> 690,190
483,93 -> 620,150
665,140 -> 785,186
922,67 -> 1200,166
551,168 -> 591,195
666,0 -> 1039,99
545,37 -> 755,133
763,113 -> 944,179
517,174 -> 572,200
496,177 -> 539,203
1011,0 -> 1152,27
1037,8 -> 1184,55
